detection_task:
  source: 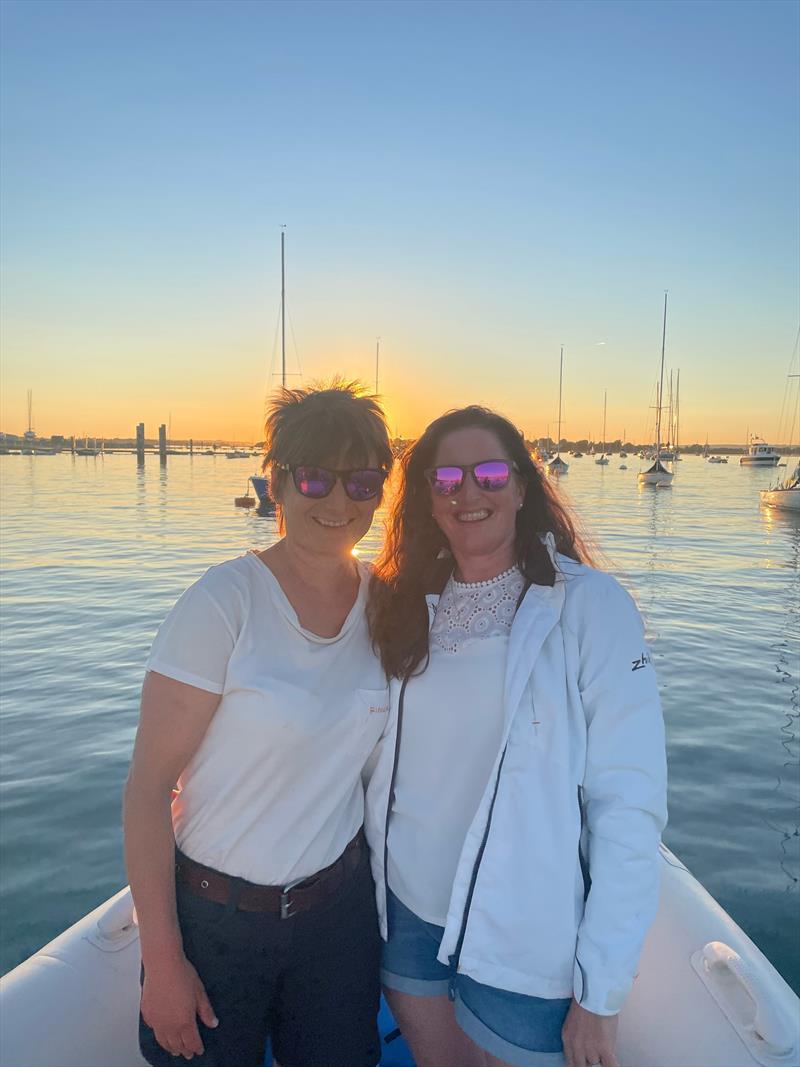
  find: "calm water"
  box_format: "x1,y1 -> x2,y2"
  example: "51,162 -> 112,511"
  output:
1,452 -> 798,992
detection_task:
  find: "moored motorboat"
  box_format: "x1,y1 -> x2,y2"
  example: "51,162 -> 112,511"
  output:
1,845 -> 797,1067
75,437 -> 101,456
740,437 -> 780,466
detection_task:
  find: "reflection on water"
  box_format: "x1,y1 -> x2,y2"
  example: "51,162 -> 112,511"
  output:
760,510 -> 800,891
0,452 -> 798,992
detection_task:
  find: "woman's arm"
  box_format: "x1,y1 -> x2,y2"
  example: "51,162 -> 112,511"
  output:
123,670 -> 221,1060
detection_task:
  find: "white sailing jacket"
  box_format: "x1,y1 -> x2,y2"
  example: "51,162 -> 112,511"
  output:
363,540 -> 668,1016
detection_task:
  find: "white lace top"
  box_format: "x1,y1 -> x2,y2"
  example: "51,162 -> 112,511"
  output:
430,566 -> 526,653
387,565 -> 526,924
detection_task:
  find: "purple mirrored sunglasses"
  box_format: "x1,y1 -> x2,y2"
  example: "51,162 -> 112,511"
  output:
278,463 -> 388,502
424,459 -> 517,496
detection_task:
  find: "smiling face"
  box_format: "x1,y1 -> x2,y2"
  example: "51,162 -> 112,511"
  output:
429,426 -> 524,581
277,459 -> 381,560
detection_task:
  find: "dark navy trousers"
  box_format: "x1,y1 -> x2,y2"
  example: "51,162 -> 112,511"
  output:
139,851 -> 381,1067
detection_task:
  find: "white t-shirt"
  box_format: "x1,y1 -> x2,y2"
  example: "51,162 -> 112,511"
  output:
146,552 -> 389,886
386,567 -> 525,925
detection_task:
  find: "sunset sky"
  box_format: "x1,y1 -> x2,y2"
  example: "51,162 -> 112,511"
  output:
1,0 -> 798,445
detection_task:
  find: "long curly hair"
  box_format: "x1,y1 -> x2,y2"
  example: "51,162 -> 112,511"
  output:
368,406 -> 592,679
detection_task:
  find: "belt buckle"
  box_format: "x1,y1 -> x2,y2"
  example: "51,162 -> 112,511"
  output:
280,889 -> 295,920
280,876 -> 304,919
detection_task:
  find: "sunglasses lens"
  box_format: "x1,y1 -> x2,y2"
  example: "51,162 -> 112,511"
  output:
346,470 -> 386,501
293,466 -> 335,498
473,461 -> 511,490
430,466 -> 464,496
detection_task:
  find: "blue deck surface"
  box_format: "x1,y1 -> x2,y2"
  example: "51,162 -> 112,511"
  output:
377,997 -> 415,1066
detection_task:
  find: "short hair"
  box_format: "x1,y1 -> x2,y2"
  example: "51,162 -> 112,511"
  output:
262,378 -> 393,522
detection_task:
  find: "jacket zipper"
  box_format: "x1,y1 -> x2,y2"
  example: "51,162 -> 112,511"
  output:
448,743 -> 509,998
449,578 -> 532,993
382,672 -> 409,937
576,783 -> 590,1005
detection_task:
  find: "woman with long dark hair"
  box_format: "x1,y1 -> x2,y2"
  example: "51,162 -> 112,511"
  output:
366,406 -> 667,1067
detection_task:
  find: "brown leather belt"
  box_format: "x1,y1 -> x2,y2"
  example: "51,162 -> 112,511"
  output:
175,828 -> 365,918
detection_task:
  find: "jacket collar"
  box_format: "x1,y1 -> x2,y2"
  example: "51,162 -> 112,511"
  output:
504,570 -> 565,727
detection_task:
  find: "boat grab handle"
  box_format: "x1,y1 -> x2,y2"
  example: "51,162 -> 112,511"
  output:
694,941 -> 797,1057
86,890 -> 139,951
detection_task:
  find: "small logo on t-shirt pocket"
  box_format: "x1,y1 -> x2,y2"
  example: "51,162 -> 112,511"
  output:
357,688 -> 390,715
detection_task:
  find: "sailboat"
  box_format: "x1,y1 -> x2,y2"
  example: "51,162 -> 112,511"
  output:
638,293 -> 674,487
660,371 -> 676,461
21,391 -> 37,454
759,344 -> 800,511
547,346 -> 569,475
595,390 -> 609,464
248,230 -> 289,508
761,461 -> 800,511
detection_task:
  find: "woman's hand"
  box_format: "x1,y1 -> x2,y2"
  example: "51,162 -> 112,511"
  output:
562,999 -> 619,1067
141,956 -> 218,1060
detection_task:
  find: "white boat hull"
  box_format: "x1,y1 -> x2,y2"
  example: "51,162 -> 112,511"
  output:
760,487 -> 800,511
1,847 -> 797,1067
741,457 -> 780,466
638,469 -> 674,486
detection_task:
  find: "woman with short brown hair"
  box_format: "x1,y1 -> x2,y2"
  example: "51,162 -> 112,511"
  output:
125,381 -> 392,1067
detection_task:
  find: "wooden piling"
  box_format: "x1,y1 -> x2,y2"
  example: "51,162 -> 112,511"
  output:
136,423 -> 145,464
158,424 -> 167,464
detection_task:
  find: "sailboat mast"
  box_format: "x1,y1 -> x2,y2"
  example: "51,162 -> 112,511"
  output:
27,390 -> 32,433
557,346 -> 564,458
656,292 -> 667,457
602,389 -> 607,454
675,368 -> 680,454
281,228 -> 286,389
667,370 -> 673,447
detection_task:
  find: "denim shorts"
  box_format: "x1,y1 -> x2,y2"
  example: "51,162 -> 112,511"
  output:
381,889 -> 570,1067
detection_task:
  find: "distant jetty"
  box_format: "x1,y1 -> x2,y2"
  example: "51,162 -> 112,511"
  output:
1,430 -> 797,458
